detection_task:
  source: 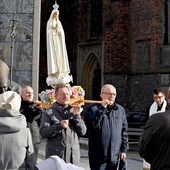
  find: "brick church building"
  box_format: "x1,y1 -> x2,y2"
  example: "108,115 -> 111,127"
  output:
40,0 -> 170,111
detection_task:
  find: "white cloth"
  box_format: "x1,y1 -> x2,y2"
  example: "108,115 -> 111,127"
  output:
143,160 -> 150,169
149,100 -> 167,116
46,8 -> 70,77
46,74 -> 73,86
35,155 -> 85,170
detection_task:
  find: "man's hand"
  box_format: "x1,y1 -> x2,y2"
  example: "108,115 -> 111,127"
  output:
61,120 -> 69,129
121,152 -> 126,159
70,103 -> 83,115
33,100 -> 43,109
101,99 -> 110,108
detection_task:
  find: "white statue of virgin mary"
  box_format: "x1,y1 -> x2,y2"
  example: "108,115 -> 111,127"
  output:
46,2 -> 72,86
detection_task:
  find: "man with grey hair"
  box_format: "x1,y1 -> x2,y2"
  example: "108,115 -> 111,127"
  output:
20,86 -> 42,161
84,84 -> 128,170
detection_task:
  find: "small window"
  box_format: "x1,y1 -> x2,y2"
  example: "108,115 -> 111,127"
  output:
164,0 -> 170,44
90,0 -> 102,38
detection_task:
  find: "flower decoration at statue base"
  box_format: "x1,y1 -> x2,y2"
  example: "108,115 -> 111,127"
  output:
39,85 -> 85,109
39,89 -> 55,107
69,86 -> 85,98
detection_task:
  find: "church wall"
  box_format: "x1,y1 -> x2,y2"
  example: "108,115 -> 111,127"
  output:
40,0 -> 170,111
103,0 -> 170,111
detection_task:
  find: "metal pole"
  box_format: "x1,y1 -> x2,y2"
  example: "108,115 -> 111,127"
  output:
10,13 -> 17,88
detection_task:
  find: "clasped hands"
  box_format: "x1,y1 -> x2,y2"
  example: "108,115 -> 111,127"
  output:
55,25 -> 61,34
55,29 -> 61,34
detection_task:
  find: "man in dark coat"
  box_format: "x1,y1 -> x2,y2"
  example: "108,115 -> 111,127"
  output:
138,108 -> 170,170
40,85 -> 86,165
84,84 -> 128,170
20,86 -> 42,162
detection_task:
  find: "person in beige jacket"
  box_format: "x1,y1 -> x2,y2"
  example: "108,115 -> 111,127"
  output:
0,91 -> 36,170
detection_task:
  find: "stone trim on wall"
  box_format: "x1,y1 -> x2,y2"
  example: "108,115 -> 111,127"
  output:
32,0 -> 41,99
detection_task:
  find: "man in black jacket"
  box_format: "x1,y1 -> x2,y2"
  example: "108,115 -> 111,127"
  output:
84,84 -> 128,170
20,86 -> 42,162
138,108 -> 170,170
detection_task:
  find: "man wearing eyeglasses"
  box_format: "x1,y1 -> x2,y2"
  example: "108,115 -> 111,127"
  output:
149,88 -> 168,116
84,84 -> 128,170
143,88 -> 168,170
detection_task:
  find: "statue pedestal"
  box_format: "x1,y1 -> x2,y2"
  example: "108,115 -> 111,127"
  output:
46,75 -> 73,87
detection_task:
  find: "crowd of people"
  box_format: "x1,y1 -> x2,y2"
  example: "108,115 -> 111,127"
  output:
0,82 -> 170,170
1,1 -> 170,169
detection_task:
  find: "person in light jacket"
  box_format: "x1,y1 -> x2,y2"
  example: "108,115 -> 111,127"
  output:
0,91 -> 36,170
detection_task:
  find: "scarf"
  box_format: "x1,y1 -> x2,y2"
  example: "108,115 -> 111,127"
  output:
149,100 -> 167,116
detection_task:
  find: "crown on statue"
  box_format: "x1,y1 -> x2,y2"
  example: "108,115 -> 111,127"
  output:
53,1 -> 59,10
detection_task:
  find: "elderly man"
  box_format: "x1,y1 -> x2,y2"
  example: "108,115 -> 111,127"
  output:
20,86 -> 42,161
84,84 -> 128,170
40,85 -> 86,165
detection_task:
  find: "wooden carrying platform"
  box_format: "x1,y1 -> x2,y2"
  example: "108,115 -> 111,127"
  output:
35,96 -> 102,109
69,96 -> 102,106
